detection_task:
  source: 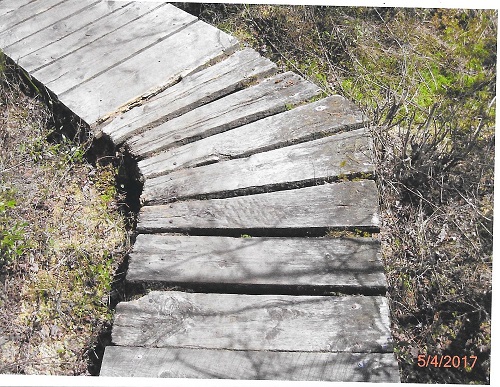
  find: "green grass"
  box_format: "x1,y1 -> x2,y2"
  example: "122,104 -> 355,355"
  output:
0,53 -> 130,375
174,4 -> 496,383
0,190 -> 29,266
1,6 -> 495,381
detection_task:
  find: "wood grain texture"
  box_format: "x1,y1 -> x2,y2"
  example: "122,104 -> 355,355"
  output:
112,291 -> 393,352
58,20 -> 239,125
141,128 -> 374,204
4,1 -> 129,65
0,0 -> 35,18
13,1 -> 157,73
101,48 -> 277,144
32,3 -> 196,95
100,346 -> 400,382
0,0 -> 63,35
138,95 -> 368,178
3,2 -> 397,382
127,235 -> 386,292
0,0 -> 97,49
126,72 -> 321,158
137,181 -> 380,234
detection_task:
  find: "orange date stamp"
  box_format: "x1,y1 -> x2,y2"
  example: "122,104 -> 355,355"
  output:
417,354 -> 477,369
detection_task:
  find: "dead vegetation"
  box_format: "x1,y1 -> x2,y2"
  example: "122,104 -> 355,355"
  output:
0,5 -> 495,383
174,4 -> 496,383
0,58 -> 130,375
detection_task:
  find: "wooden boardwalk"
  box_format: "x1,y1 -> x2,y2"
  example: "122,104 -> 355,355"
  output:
1,1 -> 401,382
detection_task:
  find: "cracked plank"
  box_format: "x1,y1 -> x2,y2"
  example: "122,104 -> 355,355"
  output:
101,48 -> 277,144
141,128 -> 374,204
57,20 -> 239,125
126,72 -> 321,159
111,290 -> 393,352
138,95 -> 368,179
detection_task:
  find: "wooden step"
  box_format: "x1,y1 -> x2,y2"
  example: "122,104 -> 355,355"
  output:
54,20 -> 239,125
32,4 -> 196,95
137,181 -> 380,235
126,71 -> 322,158
126,235 -> 386,294
100,346 -> 401,382
101,48 -> 277,144
1,2 -> 400,382
0,0 -> 97,49
0,0 -> 63,33
141,128 -> 374,204
111,291 -> 393,352
8,1 -> 147,72
138,95 -> 368,179
0,0 -> 36,18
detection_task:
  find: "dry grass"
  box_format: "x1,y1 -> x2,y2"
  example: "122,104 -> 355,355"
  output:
0,59 -> 130,375
373,121 -> 493,383
0,5 -> 495,382
175,4 -> 496,383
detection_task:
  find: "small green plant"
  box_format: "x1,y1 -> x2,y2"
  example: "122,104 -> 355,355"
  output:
91,163 -> 118,205
326,227 -> 372,238
0,189 -> 28,267
186,6 -> 492,383
1,58 -> 129,374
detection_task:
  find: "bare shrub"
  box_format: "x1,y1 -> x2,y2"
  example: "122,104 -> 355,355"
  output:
175,4 -> 496,383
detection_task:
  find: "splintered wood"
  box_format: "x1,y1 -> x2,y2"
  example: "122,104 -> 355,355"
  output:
111,291 -> 393,352
1,1 -> 400,382
1,2 -> 238,124
102,48 -> 278,144
137,95 -> 368,178
125,71 -> 322,158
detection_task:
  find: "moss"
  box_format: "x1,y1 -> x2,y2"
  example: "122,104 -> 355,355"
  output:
191,5 -> 495,383
1,65 -> 129,374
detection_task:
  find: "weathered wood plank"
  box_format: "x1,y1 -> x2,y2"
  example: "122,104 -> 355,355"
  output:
111,291 -> 393,352
0,0 -> 35,9
126,72 -> 321,158
137,181 -> 380,234
13,1 -> 158,73
127,235 -> 386,293
32,3 -> 196,95
138,95 -> 368,178
0,0 -> 35,6
0,0 -> 97,49
100,346 -> 400,382
0,0 -> 64,36
3,1 -> 127,61
141,128 -> 374,204
101,48 -> 277,144
58,20 -> 239,125
0,0 -> 35,18
0,0 -> 34,6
